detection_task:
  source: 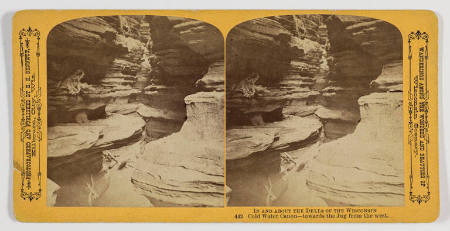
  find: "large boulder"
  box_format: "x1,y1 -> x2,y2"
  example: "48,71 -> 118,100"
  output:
48,114 -> 146,206
227,116 -> 322,161
47,114 -> 146,183
132,92 -> 226,207
305,92 -> 404,206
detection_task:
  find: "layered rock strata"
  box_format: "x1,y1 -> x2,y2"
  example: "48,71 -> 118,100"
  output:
147,16 -> 223,85
132,91 -> 226,207
47,113 -> 146,206
225,14 -> 404,206
47,15 -> 225,207
305,92 -> 404,206
226,116 -> 322,206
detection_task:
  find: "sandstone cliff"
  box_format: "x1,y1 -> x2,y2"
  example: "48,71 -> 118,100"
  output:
226,14 -> 404,206
304,92 -> 404,206
47,15 -> 225,207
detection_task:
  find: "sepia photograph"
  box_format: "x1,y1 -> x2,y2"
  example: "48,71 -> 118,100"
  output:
6,6 -> 445,225
226,14 -> 404,206
46,15 -> 225,207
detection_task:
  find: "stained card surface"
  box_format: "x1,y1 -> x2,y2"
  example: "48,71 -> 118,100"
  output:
12,10 -> 439,222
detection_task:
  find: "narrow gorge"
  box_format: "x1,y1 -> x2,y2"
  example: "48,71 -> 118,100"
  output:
45,14 -> 405,208
226,15 -> 404,206
46,15 -> 225,207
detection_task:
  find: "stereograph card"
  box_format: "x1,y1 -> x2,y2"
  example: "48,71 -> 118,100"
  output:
12,10 -> 439,222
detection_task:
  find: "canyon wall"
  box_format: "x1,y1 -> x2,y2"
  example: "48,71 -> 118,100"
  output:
305,92 -> 404,206
47,14 -> 404,207
226,14 -> 403,206
47,15 -> 224,207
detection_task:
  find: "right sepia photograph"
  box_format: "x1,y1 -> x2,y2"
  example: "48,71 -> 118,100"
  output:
225,15 -> 404,206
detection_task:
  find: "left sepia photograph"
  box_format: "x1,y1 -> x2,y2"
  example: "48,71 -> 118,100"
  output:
46,15 -> 225,207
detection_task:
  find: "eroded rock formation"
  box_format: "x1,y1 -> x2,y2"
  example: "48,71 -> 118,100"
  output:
226,116 -> 322,205
226,14 -> 404,206
132,92 -> 225,207
305,92 -> 404,206
47,15 -> 225,207
147,16 -> 223,85
47,114 -> 146,206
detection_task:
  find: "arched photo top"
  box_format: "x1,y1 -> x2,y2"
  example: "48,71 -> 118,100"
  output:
45,14 -> 226,208
225,14 -> 405,208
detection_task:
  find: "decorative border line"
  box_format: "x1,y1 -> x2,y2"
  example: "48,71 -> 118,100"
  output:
19,27 -> 42,201
408,30 -> 430,204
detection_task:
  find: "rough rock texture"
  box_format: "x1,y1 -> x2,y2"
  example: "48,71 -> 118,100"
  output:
226,14 -> 403,206
370,61 -> 403,92
226,116 -> 322,206
47,15 -> 152,115
325,15 -> 383,80
47,113 -> 146,206
139,85 -> 194,141
226,17 -> 295,87
195,60 -> 225,92
314,105 -> 361,139
225,15 -> 329,206
93,142 -> 152,207
226,128 -> 277,160
137,103 -> 184,121
139,16 -> 225,141
272,15 -> 327,44
47,125 -> 101,158
148,16 -> 224,85
226,15 -> 329,128
305,92 -> 404,206
48,15 -> 224,140
340,16 -> 403,63
314,15 -> 402,136
227,116 -> 322,160
169,17 -> 224,61
48,15 -> 225,207
132,92 -> 225,207
47,17 -> 129,84
47,114 -> 145,183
